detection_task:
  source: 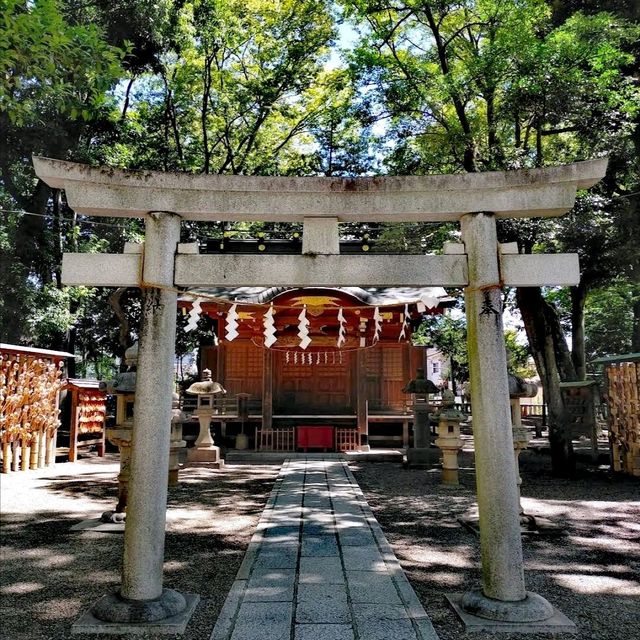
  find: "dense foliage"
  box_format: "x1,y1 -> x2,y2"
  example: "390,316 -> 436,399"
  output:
1,0 -> 638,473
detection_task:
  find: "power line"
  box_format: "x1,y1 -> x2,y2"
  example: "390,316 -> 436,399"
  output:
0,209 -> 134,229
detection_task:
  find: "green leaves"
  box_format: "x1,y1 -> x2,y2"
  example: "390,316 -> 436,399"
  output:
0,0 -> 126,127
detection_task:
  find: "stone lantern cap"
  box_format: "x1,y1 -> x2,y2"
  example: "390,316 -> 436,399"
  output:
402,368 -> 440,395
124,342 -> 138,368
508,374 -> 537,398
186,369 -> 226,396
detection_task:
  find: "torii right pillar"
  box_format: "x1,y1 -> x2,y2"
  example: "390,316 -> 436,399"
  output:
449,212 -> 575,631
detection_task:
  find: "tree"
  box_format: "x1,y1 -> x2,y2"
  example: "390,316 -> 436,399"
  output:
0,0 -> 126,350
342,0 -> 639,475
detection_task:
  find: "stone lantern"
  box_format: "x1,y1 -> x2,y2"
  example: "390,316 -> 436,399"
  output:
402,368 -> 440,468
508,374 -> 538,515
186,369 -> 226,468
103,343 -> 186,520
169,392 -> 187,484
434,389 -> 465,485
103,342 -> 138,518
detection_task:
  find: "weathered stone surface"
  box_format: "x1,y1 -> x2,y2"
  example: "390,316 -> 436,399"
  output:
446,594 -> 577,633
244,569 -> 296,603
62,253 -> 140,287
500,253 -> 580,287
294,624 -> 354,640
296,584 -> 350,624
91,589 -> 187,623
341,545 -> 386,571
459,590 -> 554,622
230,602 -> 293,640
461,212 -> 527,604
34,156 -> 607,221
299,557 -> 345,585
301,534 -> 339,557
302,217 -> 340,255
175,254 -> 469,287
72,593 -> 199,635
121,212 -> 182,604
346,570 -> 402,605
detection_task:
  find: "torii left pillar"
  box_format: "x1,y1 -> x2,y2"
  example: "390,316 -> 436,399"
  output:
89,212 -> 199,629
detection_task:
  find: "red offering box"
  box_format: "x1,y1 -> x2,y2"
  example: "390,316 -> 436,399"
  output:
297,425 -> 334,452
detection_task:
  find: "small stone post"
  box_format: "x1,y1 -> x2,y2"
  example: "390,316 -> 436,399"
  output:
92,212 -> 188,623
458,212 -> 554,623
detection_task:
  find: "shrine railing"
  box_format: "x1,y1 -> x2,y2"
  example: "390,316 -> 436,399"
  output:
336,428 -> 359,452
519,403 -> 547,425
254,427 -> 296,452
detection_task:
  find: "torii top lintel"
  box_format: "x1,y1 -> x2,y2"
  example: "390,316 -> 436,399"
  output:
33,156 -> 607,223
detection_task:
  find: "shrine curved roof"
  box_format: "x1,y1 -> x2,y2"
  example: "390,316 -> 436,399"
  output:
186,286 -> 456,307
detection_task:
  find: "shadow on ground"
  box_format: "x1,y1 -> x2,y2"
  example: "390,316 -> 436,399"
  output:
0,459 -> 278,640
351,448 -> 640,640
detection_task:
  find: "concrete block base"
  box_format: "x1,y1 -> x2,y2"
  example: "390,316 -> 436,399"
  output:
403,447 -> 438,468
446,593 -> 576,633
72,593 -> 200,635
187,446 -> 224,468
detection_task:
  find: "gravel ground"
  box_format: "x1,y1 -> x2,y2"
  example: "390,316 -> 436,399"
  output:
1,447 -> 638,640
0,456 -> 279,640
351,447 -> 640,640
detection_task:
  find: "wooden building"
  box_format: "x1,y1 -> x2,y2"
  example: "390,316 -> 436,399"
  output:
184,286 -> 452,449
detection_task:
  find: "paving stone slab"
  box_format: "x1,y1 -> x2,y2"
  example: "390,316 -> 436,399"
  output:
346,570 -> 403,605
254,545 -> 299,569
229,601 -> 293,640
341,545 -> 386,571
352,603 -> 411,622
262,525 -> 301,540
295,584 -> 350,624
244,568 -> 296,603
354,617 -> 418,640
338,529 -> 376,547
303,522 -> 337,535
301,534 -> 339,557
299,557 -> 345,584
294,624 -> 354,640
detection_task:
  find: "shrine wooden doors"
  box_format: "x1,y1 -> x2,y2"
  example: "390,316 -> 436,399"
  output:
274,351 -> 355,414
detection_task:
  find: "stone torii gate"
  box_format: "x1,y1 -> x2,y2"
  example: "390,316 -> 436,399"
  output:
34,156 -> 607,633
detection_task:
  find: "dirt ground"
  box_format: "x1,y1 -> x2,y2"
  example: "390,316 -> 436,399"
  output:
1,448 -> 638,640
0,457 -> 279,640
351,448 -> 640,640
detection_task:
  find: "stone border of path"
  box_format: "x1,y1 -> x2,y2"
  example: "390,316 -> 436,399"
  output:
210,459 -> 439,640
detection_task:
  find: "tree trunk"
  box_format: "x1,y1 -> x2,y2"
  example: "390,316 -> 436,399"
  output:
516,286 -> 577,477
632,284 -> 640,352
108,288 -> 133,370
570,284 -> 587,380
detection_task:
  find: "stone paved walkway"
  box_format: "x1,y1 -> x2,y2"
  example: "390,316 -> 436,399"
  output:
211,459 -> 439,640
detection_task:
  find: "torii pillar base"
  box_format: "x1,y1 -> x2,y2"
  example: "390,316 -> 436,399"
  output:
446,593 -> 576,633
72,592 -> 201,635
